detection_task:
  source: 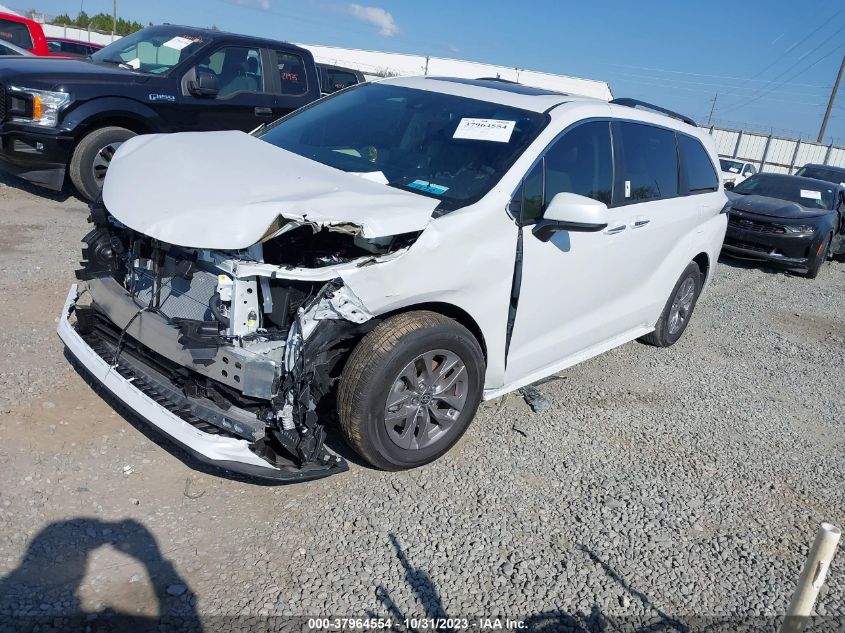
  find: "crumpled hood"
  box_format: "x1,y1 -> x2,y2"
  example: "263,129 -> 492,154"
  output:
726,193 -> 829,219
102,131 -> 440,250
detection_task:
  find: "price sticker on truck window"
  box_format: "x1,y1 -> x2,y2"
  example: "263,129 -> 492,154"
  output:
800,189 -> 822,201
453,118 -> 516,143
163,36 -> 194,51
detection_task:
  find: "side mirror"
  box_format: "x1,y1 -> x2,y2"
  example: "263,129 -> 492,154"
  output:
189,71 -> 219,97
531,192 -> 609,242
724,181 -> 735,190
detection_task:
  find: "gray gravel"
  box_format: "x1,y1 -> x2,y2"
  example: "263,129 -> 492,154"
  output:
0,173 -> 843,630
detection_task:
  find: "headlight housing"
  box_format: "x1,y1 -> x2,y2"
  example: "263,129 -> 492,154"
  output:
781,224 -> 816,237
9,87 -> 70,127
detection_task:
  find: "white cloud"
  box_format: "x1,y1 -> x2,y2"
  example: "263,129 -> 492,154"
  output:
228,0 -> 271,9
346,4 -> 398,37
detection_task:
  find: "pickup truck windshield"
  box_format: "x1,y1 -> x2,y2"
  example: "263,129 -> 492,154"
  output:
259,83 -> 546,207
90,26 -> 207,74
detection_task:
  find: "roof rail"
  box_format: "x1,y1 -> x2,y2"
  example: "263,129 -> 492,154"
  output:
475,77 -> 520,84
609,98 -> 697,127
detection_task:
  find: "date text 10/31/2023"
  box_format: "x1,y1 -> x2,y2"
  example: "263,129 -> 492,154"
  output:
306,617 -> 527,630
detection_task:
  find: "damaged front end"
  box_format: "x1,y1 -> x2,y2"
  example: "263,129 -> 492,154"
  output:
58,202 -> 416,481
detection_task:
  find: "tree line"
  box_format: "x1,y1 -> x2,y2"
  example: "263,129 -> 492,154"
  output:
50,11 -> 146,35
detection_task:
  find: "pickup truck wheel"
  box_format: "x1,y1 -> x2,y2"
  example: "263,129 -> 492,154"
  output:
337,311 -> 485,471
69,126 -> 136,201
639,262 -> 702,348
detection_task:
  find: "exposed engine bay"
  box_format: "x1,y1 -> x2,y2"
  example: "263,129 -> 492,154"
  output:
69,201 -> 420,481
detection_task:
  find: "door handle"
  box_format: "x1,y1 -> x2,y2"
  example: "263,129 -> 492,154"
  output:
633,219 -> 651,228
254,107 -> 274,117
604,224 -> 626,235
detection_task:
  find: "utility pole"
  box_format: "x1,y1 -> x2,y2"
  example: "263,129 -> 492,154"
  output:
707,92 -> 718,126
817,54 -> 845,143
111,0 -> 116,38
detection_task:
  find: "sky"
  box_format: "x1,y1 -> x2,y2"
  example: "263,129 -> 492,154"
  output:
11,0 -> 845,144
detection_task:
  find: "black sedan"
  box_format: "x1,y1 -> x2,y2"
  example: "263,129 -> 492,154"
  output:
722,173 -> 845,278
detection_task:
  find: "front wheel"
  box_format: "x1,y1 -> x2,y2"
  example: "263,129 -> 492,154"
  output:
337,311 -> 485,470
69,126 -> 136,201
639,262 -> 703,347
804,233 -> 831,279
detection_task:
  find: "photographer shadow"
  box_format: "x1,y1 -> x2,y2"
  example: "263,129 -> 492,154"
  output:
371,535 -> 699,633
0,517 -> 203,632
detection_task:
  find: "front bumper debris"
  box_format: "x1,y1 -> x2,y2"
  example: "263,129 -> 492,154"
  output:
57,284 -> 348,482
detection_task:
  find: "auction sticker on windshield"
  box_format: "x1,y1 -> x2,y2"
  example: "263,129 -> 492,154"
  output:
800,189 -> 822,201
453,118 -> 516,143
163,36 -> 194,51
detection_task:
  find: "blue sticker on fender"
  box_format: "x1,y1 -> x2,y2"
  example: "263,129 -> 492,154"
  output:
408,180 -> 449,195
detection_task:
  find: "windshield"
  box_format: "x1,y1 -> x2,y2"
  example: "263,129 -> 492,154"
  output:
733,174 -> 835,210
258,83 -> 547,208
90,26 -> 208,74
720,159 -> 744,174
794,165 -> 845,185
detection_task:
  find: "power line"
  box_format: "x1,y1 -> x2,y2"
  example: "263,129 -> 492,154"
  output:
740,5 -> 845,82
603,69 -> 830,96
718,41 -> 845,116
595,61 -> 831,89
609,76 -> 826,107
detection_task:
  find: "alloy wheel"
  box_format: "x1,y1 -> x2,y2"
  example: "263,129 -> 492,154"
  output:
383,349 -> 468,451
91,141 -> 125,186
668,277 -> 696,335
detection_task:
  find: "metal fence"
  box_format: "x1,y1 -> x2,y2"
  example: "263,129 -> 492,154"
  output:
706,125 -> 845,175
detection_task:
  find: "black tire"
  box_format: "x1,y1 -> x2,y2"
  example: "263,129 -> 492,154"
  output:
69,126 -> 136,201
639,262 -> 703,347
337,311 -> 485,471
804,233 -> 832,279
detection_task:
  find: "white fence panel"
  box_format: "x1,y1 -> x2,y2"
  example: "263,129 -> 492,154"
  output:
766,138 -> 797,167
708,125 -> 845,175
827,147 -> 845,168
764,165 -> 790,174
41,24 -> 117,45
794,143 -> 828,166
737,133 -> 769,162
712,129 -> 739,156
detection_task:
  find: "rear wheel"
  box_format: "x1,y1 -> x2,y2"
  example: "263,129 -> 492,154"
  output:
337,311 -> 485,470
69,126 -> 136,201
805,233 -> 832,279
639,262 -> 702,347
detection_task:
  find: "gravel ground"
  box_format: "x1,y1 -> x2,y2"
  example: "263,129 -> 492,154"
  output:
0,173 -> 843,632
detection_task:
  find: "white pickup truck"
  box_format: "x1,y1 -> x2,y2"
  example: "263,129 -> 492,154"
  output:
719,158 -> 756,187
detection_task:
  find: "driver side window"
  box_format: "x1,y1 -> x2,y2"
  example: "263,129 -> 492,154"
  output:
195,46 -> 264,98
517,120 -> 613,225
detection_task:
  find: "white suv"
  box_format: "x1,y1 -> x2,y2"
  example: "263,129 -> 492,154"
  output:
59,77 -> 727,481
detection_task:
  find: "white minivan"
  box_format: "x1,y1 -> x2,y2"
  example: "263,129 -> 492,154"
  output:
59,77 -> 727,481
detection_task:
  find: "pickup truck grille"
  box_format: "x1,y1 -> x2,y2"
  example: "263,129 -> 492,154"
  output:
0,84 -> 6,122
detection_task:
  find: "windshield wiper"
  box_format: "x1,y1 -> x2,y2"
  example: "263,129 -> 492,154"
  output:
96,57 -> 134,71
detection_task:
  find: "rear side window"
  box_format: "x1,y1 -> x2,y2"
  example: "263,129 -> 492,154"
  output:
275,51 -> 308,95
325,69 -> 358,93
0,19 -> 33,50
678,134 -> 718,194
614,122 -> 678,203
58,41 -> 91,57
